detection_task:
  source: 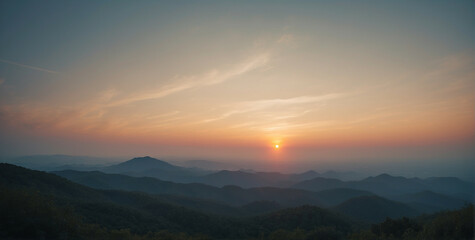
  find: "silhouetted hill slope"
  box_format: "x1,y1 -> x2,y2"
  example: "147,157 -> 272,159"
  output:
54,168 -> 471,216
394,191 -> 467,213
423,177 -> 474,196
0,163 -> 245,236
240,201 -> 282,215
254,205 -> 353,234
293,177 -> 346,191
2,163 -> 472,240
244,187 -> 323,206
293,173 -> 474,200
0,163 -> 106,201
194,169 -> 360,188
196,170 -> 295,188
153,194 -> 247,216
54,169 -> 221,200
195,169 -> 329,188
0,187 -> 95,239
53,169 -> 325,207
289,170 -> 321,182
197,170 -> 258,187
1,163 -> 364,239
315,188 -> 374,206
348,174 -> 430,196
105,156 -> 176,172
333,196 -> 419,223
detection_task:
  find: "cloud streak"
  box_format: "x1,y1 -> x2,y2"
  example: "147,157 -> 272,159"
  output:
103,53 -> 270,108
203,93 -> 344,123
0,58 -> 60,74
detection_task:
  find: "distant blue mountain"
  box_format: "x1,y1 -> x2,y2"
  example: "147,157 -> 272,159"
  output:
394,190 -> 467,213
2,154 -> 115,171
102,156 -> 208,182
104,156 -> 177,173
53,169 -> 327,207
195,169 -> 323,188
293,173 -> 474,201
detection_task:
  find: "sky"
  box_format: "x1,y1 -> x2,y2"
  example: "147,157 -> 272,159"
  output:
0,0 -> 474,177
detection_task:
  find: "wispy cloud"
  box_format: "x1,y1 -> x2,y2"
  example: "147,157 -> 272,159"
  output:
203,93 -> 344,123
0,36 -> 286,137
102,53 -> 270,108
277,34 -> 294,44
0,58 -> 60,74
144,111 -> 180,120
230,120 -> 334,132
0,52 -> 272,135
273,110 -> 312,120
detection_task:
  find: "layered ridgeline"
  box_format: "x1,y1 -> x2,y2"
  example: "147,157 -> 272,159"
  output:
1,163 -> 473,240
104,157 -> 474,202
0,163 -> 353,239
52,156 -> 472,213
293,174 -> 473,199
11,155 -> 472,203
101,156 -> 326,186
55,169 -> 470,222
54,169 -> 369,208
5,155 -> 356,186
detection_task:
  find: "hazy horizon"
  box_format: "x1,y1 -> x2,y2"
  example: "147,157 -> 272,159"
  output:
1,1 -> 474,180
2,153 -> 473,182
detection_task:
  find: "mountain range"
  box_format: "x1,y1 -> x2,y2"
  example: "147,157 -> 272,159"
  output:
293,173 -> 473,201
1,160 -> 473,239
0,163 -> 360,238
3,155 -> 472,216
51,156 -> 472,215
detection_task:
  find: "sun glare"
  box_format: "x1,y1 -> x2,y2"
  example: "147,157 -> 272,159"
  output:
275,144 -> 279,149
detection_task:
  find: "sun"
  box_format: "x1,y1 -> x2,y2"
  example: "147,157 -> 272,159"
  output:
274,144 -> 279,149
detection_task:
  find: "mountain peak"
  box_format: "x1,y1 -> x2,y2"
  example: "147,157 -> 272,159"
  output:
104,156 -> 177,174
376,173 -> 392,178
120,156 -> 175,168
129,156 -> 158,162
368,173 -> 401,180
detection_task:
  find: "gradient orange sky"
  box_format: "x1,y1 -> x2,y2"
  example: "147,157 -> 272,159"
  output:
0,1 -> 474,175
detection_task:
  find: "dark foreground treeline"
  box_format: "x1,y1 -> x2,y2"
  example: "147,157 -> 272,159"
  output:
0,163 -> 473,240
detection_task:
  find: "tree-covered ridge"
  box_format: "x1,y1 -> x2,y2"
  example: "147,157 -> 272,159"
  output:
350,205 -> 473,240
0,163 -> 473,239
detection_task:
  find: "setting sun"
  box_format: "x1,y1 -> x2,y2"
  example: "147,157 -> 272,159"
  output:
275,144 -> 279,149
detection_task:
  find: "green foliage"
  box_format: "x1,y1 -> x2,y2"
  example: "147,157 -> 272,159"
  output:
0,187 -> 81,239
254,205 -> 352,233
371,217 -> 421,239
267,229 -> 305,240
349,205 -> 474,240
1,164 -> 473,240
419,204 -> 474,240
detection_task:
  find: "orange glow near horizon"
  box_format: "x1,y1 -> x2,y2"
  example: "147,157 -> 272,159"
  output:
0,1 -> 474,162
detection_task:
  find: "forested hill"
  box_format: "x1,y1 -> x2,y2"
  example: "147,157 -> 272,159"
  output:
1,163 -> 473,240
0,163 -> 354,239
